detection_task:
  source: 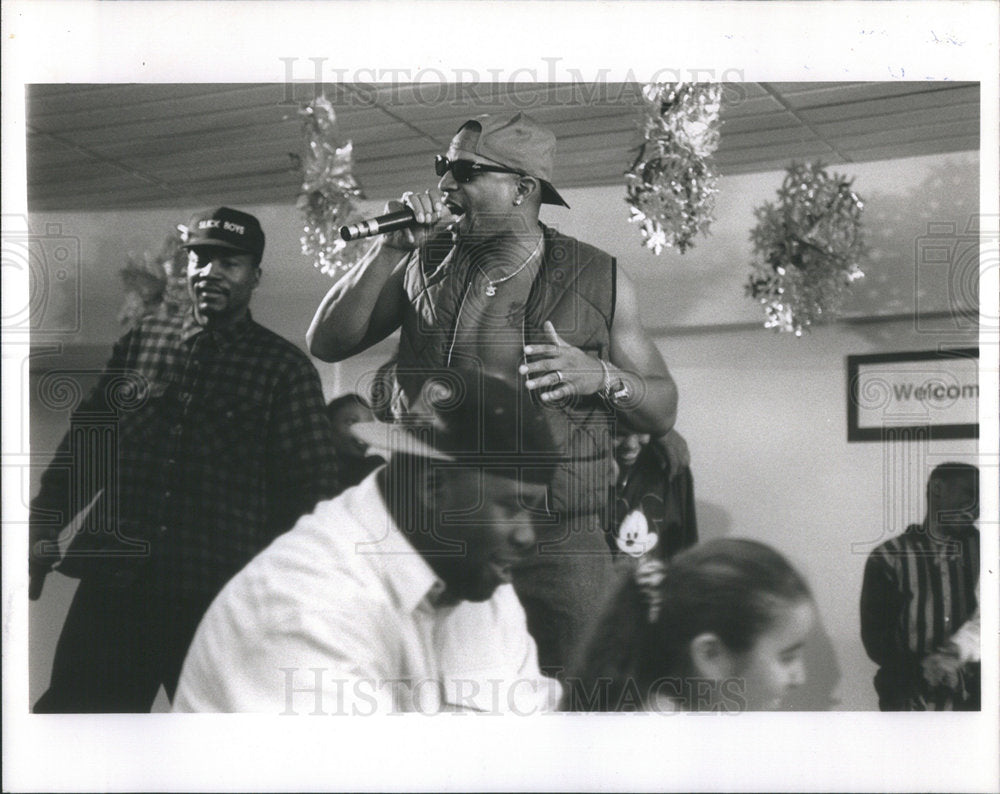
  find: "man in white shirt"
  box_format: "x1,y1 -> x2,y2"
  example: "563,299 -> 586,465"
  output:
173,371 -> 562,714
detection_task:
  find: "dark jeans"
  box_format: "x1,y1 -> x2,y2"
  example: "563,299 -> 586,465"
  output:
511,511 -> 618,678
33,577 -> 210,713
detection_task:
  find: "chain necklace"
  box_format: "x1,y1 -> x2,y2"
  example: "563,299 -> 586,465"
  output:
446,231 -> 543,366
475,232 -> 544,297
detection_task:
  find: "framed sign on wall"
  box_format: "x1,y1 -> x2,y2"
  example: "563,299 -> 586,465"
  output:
847,348 -> 979,442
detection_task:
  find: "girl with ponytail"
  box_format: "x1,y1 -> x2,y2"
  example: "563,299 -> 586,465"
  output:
563,538 -> 815,712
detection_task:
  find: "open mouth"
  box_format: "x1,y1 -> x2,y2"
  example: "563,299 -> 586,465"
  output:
444,199 -> 465,218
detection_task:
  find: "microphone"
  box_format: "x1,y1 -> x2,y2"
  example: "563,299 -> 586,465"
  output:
340,209 -> 416,242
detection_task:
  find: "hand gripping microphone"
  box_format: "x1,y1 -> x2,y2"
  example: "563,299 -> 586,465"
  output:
339,209 -> 416,242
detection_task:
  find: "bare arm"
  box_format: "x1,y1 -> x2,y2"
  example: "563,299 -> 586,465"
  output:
605,269 -> 678,434
307,191 -> 454,362
306,237 -> 410,362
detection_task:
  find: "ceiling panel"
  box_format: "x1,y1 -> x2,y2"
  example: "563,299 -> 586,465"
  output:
768,81 -> 957,106
836,119 -> 979,151
30,84 -> 285,128
843,136 -> 981,163
24,81 -> 980,212
811,102 -> 980,136
794,85 -> 979,123
715,94 -> 788,119
716,140 -> 845,168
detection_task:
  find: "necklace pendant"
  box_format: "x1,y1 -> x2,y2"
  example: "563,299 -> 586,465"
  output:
484,284 -> 497,297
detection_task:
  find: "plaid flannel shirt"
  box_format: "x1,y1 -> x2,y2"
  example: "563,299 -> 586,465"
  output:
31,306 -> 340,600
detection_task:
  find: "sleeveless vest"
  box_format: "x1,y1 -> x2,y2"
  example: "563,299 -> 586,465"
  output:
393,223 -> 616,517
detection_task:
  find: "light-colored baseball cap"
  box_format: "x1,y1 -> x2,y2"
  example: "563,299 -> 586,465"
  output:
450,112 -> 570,208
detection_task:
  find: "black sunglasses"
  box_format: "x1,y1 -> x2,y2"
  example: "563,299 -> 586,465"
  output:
434,155 -> 523,183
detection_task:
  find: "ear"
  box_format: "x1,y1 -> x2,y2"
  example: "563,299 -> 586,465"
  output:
515,175 -> 541,204
252,266 -> 262,288
689,632 -> 736,679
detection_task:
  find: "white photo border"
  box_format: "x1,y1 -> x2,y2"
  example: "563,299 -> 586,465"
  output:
3,2 -> 998,792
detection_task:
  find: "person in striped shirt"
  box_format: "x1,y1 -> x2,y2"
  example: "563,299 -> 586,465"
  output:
860,462 -> 980,710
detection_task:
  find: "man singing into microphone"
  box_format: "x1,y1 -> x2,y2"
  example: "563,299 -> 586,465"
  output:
307,112 -> 678,676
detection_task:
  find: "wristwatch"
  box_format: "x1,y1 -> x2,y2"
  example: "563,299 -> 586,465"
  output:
599,358 -> 632,408
607,375 -> 633,407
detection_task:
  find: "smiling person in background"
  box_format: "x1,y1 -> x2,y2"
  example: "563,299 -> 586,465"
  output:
29,207 -> 339,712
609,428 -> 698,564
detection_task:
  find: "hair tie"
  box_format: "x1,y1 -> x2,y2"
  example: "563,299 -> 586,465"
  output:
635,556 -> 667,623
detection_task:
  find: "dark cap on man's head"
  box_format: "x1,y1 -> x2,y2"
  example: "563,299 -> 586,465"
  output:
181,207 -> 266,262
354,369 -> 561,486
450,112 -> 570,208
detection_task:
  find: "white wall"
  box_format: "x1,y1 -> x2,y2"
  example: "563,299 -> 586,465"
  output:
548,150 -> 979,328
659,321 -> 978,710
27,149 -> 982,709
27,151 -> 978,350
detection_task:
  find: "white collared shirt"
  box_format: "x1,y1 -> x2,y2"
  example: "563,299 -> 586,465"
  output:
173,472 -> 561,715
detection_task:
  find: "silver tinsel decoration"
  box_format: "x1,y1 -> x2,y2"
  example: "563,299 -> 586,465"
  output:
746,162 -> 866,335
118,225 -> 190,329
294,95 -> 367,277
625,83 -> 722,255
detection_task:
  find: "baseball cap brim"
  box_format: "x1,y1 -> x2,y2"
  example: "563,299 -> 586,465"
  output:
353,420 -> 558,488
180,238 -> 255,253
540,181 -> 570,208
352,421 -> 454,462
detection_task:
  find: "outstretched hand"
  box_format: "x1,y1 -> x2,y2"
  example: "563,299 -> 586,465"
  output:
520,321 -> 605,403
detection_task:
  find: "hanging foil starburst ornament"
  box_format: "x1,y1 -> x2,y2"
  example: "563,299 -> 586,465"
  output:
624,82 -> 722,255
293,95 -> 367,277
118,225 -> 190,330
746,161 -> 866,335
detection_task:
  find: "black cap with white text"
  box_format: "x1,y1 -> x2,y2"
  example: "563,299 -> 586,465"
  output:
181,207 -> 265,261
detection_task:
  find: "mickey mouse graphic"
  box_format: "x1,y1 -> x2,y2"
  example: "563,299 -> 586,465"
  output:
615,509 -> 659,558
611,430 -> 698,561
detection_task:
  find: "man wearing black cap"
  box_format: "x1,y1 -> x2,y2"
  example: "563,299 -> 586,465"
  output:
308,113 -> 678,675
173,371 -> 562,713
29,207 -> 339,712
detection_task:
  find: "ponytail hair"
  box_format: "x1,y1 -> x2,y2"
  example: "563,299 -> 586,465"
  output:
562,538 -> 812,711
